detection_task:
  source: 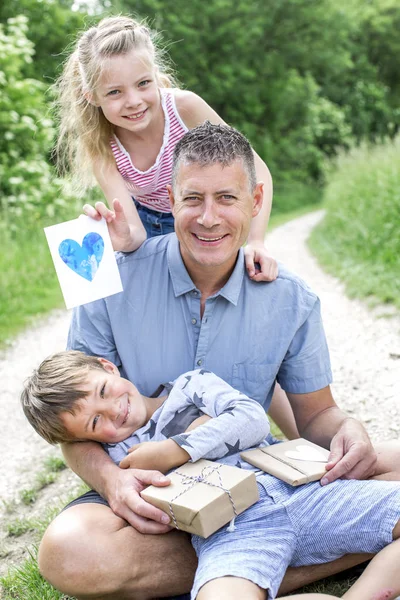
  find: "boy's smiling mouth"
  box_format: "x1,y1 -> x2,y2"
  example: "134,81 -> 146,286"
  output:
121,401 -> 131,425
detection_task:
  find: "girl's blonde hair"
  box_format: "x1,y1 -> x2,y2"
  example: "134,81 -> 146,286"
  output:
54,15 -> 177,192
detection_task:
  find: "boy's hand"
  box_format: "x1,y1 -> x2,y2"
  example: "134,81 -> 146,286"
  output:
119,440 -> 190,473
244,243 -> 278,282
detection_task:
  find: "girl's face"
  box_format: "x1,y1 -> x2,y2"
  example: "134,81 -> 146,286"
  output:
94,48 -> 162,135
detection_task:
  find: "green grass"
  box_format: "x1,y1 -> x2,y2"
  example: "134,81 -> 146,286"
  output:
1,548 -> 76,600
1,481 -> 88,600
0,229 -> 65,347
19,489 -> 37,506
17,457 -> 67,509
309,137 -> 400,309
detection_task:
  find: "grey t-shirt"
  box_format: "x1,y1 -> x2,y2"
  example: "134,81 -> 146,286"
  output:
103,369 -> 271,470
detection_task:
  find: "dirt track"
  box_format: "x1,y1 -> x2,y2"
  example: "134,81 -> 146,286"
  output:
1,209 -> 399,520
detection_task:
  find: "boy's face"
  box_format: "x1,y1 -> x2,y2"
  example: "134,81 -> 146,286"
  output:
61,360 -> 148,444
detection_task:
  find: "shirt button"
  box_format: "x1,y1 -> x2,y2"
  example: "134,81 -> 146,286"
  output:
197,359 -> 203,366
191,318 -> 197,325
191,290 -> 198,295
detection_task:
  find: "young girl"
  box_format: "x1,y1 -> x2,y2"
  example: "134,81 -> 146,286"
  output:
55,14 -> 299,441
55,14 -> 277,281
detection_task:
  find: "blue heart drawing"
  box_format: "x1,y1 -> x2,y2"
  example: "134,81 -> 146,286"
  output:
58,232 -> 105,282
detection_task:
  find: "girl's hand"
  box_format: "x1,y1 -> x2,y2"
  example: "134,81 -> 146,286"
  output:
244,243 -> 278,282
83,198 -> 145,252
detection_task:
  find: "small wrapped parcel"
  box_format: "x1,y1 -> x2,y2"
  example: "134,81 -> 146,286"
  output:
141,459 -> 259,538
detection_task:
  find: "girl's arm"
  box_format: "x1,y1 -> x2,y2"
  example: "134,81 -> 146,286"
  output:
84,162 -> 147,252
175,90 -> 277,281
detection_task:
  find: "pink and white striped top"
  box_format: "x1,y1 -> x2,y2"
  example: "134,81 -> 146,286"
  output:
110,89 -> 188,213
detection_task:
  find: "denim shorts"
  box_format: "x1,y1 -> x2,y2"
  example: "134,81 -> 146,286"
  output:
134,199 -> 175,238
191,474 -> 400,599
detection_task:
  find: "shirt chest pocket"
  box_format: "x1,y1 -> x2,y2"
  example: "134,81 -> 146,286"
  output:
232,363 -> 279,405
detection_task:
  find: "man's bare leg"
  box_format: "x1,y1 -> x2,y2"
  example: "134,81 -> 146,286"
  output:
39,442 -> 400,599
38,504 -> 196,600
373,441 -> 400,480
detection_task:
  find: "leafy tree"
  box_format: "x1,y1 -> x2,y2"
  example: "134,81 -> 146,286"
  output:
0,16 -> 74,231
0,0 -> 88,83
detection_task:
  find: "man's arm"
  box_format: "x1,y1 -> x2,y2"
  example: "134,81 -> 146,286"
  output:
61,441 -> 173,533
287,386 -> 377,484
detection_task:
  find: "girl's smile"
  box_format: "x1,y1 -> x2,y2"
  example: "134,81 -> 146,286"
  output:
94,49 -> 162,137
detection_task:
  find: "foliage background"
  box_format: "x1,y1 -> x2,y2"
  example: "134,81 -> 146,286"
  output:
0,0 -> 399,342
1,1 -> 399,596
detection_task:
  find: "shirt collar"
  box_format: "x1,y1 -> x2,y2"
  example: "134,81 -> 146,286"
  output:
167,234 -> 245,305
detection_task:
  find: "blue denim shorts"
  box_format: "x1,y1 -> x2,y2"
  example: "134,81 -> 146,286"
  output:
191,474 -> 400,599
134,199 -> 175,238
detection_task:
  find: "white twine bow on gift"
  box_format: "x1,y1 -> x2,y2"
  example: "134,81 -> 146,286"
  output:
168,464 -> 238,533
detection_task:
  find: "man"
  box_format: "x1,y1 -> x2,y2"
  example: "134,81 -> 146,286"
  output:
38,122 -> 400,600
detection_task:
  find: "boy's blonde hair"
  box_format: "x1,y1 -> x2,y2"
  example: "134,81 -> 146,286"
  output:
54,15 -> 178,192
21,351 -> 108,445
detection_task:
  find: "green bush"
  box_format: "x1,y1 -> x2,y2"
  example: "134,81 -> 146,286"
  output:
309,137 -> 400,307
0,16 -> 77,233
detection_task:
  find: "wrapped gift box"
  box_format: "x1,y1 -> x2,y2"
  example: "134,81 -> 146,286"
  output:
241,438 -> 329,486
141,459 -> 259,538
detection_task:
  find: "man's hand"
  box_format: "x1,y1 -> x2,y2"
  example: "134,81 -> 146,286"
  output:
321,418 -> 377,485
106,467 -> 173,534
244,243 -> 278,282
82,198 -> 138,252
119,440 -> 190,473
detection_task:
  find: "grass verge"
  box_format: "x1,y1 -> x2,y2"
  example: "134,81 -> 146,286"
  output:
309,138 -> 400,310
0,229 -> 65,348
1,476 -> 88,600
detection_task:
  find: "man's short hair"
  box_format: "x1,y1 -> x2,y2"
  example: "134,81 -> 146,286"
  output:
172,121 -> 257,191
21,351 -> 106,445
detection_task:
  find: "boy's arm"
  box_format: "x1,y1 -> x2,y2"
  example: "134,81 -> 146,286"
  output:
120,371 -> 269,471
169,371 -> 270,462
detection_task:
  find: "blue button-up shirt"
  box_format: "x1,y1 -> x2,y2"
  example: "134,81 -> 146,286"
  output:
68,234 -> 332,410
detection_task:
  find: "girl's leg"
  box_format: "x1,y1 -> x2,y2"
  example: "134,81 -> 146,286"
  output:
196,576 -> 265,600
196,578 -> 340,600
342,538 -> 400,600
280,596 -> 340,599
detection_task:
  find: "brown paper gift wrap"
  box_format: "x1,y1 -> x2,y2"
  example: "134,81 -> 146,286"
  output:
241,438 -> 329,486
141,459 -> 259,538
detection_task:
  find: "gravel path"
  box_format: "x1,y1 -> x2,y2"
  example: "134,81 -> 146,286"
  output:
1,210 -> 399,511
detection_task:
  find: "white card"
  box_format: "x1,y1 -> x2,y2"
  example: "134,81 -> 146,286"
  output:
44,216 -> 123,309
285,445 -> 328,463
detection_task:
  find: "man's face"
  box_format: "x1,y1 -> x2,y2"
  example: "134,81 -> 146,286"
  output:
168,160 -> 263,280
61,360 -> 148,444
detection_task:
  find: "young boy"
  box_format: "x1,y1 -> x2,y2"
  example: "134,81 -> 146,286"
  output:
22,351 -> 400,600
